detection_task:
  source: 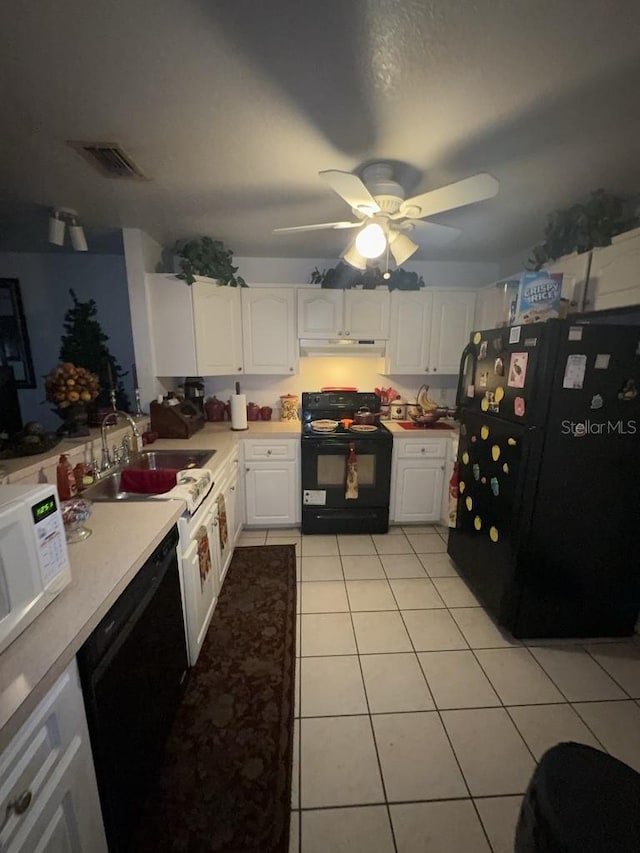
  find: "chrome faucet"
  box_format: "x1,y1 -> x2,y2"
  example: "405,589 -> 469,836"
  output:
100,411 -> 143,470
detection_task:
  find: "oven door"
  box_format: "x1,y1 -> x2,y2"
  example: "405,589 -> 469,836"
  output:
301,436 -> 392,509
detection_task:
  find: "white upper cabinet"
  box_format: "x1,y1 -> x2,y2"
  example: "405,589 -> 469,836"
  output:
192,281 -> 243,375
386,289 -> 476,375
147,274 -> 198,376
241,288 -> 298,374
147,275 -> 243,376
586,227 -> 640,311
429,290 -> 476,375
297,288 -> 390,339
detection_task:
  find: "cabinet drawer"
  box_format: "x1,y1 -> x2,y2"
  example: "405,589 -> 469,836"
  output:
243,439 -> 298,462
396,438 -> 448,460
0,661 -> 86,842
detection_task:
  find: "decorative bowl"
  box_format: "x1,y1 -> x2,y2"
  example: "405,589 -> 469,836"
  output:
408,407 -> 449,426
61,498 -> 93,542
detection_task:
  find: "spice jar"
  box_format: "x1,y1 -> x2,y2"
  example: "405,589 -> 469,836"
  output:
280,394 -> 299,422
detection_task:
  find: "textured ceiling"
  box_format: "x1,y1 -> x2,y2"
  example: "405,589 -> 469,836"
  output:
1,0 -> 640,262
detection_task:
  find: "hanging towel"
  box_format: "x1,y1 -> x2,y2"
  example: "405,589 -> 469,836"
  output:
218,492 -> 228,550
196,526 -> 212,592
345,442 -> 359,500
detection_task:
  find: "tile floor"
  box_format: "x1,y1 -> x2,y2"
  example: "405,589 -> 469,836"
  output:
238,525 -> 640,853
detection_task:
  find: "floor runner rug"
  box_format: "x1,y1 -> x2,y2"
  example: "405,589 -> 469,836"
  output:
134,544 -> 297,853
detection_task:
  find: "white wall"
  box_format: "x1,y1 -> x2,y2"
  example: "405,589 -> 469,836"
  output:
199,356 -> 458,415
0,252 -> 134,429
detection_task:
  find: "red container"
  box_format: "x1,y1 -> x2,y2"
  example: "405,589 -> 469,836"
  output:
259,406 -> 273,421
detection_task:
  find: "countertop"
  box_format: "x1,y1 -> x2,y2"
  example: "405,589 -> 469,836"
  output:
0,418 -> 455,747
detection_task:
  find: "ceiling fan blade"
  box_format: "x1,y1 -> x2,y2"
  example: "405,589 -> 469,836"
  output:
273,220 -> 361,234
319,170 -> 381,215
399,172 -> 499,219
402,220 -> 462,246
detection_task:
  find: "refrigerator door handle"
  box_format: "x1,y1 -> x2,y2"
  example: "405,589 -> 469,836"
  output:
455,341 -> 477,417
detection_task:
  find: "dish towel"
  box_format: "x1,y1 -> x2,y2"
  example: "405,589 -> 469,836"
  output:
218,492 -> 228,550
196,526 -> 212,592
345,442 -> 358,500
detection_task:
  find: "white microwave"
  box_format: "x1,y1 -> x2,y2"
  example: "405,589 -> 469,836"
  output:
0,483 -> 71,654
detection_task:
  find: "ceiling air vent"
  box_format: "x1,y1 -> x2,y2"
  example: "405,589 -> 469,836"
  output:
67,141 -> 148,179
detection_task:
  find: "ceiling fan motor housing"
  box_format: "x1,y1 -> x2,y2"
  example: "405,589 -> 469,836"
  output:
361,163 -> 405,215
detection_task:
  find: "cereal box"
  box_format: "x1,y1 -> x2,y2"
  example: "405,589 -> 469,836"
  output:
515,271 -> 563,324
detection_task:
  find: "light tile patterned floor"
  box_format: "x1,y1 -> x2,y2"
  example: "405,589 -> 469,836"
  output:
243,525 -> 640,852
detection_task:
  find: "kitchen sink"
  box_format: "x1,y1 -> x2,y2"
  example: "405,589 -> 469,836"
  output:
132,449 -> 215,470
81,449 -> 216,502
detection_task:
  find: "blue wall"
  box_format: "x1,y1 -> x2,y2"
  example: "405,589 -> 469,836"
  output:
0,253 -> 134,429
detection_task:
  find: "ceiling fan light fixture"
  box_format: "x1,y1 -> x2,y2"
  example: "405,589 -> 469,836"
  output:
389,231 -> 419,265
342,242 -> 368,270
69,223 -> 88,252
355,222 -> 386,259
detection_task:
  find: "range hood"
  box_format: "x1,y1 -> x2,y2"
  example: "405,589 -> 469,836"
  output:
299,338 -> 387,357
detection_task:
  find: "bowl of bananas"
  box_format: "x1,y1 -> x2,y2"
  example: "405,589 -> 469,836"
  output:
409,385 -> 449,426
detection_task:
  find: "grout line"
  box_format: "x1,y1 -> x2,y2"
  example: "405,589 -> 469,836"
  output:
580,642 -> 638,702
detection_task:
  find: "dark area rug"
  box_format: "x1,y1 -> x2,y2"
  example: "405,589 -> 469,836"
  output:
133,544 -> 297,853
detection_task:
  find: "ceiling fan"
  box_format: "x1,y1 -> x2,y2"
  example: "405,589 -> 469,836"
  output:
273,162 -> 499,269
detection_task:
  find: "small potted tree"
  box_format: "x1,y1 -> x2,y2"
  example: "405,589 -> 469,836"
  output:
173,237 -> 247,286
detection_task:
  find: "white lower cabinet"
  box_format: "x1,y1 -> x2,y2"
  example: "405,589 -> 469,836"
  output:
391,439 -> 448,524
0,660 -> 107,853
243,439 -> 300,527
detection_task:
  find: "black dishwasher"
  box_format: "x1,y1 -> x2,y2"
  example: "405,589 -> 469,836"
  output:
77,526 -> 188,853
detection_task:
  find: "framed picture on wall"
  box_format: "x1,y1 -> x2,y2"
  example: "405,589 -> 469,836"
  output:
0,278 -> 36,388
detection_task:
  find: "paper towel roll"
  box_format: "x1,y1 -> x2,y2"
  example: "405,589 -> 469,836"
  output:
230,393 -> 248,430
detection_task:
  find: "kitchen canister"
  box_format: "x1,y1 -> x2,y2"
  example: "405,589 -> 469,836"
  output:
406,400 -> 420,420
280,394 -> 299,422
390,398 -> 407,420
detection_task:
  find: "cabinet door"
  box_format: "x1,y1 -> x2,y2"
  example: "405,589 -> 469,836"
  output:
242,288 -> 298,374
344,290 -> 390,339
429,290 -> 476,374
146,274 -> 197,376
297,290 -> 343,338
543,251 -> 590,313
587,229 -> 640,311
386,291 -> 433,374
192,281 -> 243,375
244,461 -> 297,526
393,459 -> 445,523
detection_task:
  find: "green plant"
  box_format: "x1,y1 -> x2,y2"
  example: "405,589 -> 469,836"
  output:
174,236 -> 247,286
528,189 -> 638,270
309,263 -> 424,290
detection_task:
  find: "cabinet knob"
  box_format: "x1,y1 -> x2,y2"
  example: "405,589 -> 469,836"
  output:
237,367 -> 242,371
214,518 -> 219,526
289,367 -> 294,372
425,367 -> 430,372
433,367 -> 437,372
267,449 -> 272,455
338,330 -> 343,336
345,330 -> 351,335
231,485 -> 235,491
421,447 -> 425,453
245,467 -> 250,472
4,790 -> 33,826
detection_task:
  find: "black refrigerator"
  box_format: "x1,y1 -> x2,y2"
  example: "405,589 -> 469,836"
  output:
447,318 -> 640,639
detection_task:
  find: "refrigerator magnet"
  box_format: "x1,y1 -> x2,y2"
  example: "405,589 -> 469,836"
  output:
503,462 -> 510,474
479,371 -> 489,389
459,481 -> 466,493
495,386 -> 505,402
481,476 -> 487,484
562,354 -> 587,389
465,496 -> 473,511
508,353 -> 528,388
514,396 -> 526,417
491,445 -> 501,461
594,354 -> 610,370
494,357 -> 505,376
473,332 -> 482,344
473,464 -> 480,480
618,379 -> 638,400
474,515 -> 482,530
568,326 -> 583,341
481,396 -> 489,412
590,394 -> 604,410
462,451 -> 470,464
480,425 -> 490,439
489,526 -> 499,543
509,326 -> 521,344
471,435 -> 477,442
507,438 -> 517,446
479,340 -> 488,359
490,477 -> 499,496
